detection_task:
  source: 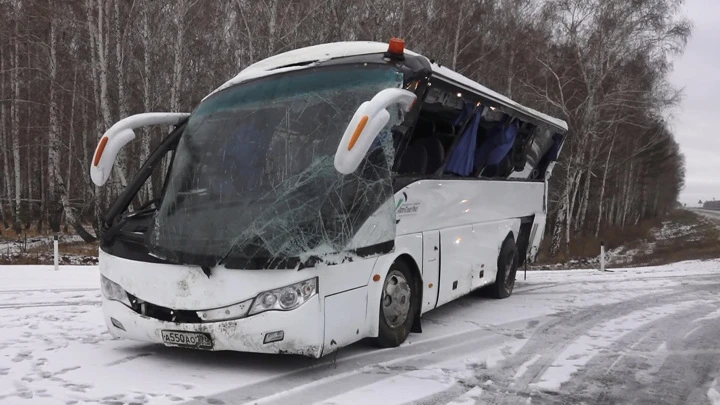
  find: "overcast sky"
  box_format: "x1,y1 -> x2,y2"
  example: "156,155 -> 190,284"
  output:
670,0 -> 720,206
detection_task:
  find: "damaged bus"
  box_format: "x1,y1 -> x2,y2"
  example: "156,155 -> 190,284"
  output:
91,39 -> 567,358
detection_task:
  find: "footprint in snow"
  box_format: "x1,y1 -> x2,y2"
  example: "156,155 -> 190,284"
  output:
12,351 -> 32,362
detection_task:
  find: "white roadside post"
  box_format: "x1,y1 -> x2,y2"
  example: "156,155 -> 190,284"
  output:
600,241 -> 605,272
53,234 -> 59,271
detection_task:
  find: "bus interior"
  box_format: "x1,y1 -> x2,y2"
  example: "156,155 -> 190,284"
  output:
394,83 -> 564,183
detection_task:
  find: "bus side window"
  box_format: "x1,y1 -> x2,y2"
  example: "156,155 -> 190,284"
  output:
396,88 -> 466,176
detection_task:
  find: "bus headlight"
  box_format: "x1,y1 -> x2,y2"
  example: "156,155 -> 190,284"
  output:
249,278 -> 318,315
100,275 -> 132,307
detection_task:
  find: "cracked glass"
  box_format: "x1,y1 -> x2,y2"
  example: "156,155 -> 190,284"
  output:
148,65 -> 404,269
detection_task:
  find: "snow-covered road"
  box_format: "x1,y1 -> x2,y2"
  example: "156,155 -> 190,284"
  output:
696,208 -> 720,223
1,260 -> 719,405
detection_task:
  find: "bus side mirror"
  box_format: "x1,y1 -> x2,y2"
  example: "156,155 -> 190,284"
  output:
334,88 -> 416,175
90,112 -> 190,186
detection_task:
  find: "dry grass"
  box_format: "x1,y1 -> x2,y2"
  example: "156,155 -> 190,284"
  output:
639,210 -> 720,266
537,209 -> 720,267
537,216 -> 663,264
0,224 -> 45,239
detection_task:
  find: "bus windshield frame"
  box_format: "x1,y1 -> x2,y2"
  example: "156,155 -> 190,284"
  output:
146,64 -> 405,270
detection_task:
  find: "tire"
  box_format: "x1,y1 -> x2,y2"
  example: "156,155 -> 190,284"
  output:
376,260 -> 417,348
492,237 -> 519,299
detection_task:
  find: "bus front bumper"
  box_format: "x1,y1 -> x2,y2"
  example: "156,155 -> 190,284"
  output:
102,296 -> 324,358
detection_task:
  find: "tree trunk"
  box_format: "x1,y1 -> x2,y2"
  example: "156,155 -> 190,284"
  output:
621,159 -> 634,228
81,89 -> 91,203
0,38 -> 10,229
48,7 -> 61,232
11,25 -> 22,233
267,0 -> 278,55
140,0 -> 154,202
67,70 -> 78,210
97,0 -> 112,130
25,45 -> 33,230
170,6 -> 184,113
505,47 -> 515,98
595,137 -> 615,236
451,2 -> 463,71
114,0 -> 128,186
48,8 -> 96,242
565,168 -> 581,250
549,179 -> 570,257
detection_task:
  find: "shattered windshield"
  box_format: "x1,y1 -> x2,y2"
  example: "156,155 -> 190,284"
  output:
148,65 -> 404,269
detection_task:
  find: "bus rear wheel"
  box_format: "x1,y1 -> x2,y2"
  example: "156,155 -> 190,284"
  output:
376,261 -> 417,348
492,237 -> 519,299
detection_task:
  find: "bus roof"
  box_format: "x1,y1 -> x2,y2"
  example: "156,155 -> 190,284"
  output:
207,41 -> 568,132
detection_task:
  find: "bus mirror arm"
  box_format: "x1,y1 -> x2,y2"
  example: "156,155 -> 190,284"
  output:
334,88 -> 417,175
90,113 -> 190,187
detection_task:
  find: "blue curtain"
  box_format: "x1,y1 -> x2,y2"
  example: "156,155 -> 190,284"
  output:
444,106 -> 484,176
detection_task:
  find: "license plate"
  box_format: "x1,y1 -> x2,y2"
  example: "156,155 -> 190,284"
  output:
161,330 -> 213,349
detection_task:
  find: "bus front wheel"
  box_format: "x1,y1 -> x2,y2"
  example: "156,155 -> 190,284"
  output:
376,260 -> 417,348
492,237 -> 519,299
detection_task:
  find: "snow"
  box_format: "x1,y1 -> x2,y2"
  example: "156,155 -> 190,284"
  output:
444,387 -> 483,405
529,300 -> 701,392
1,259 -> 718,404
0,234 -> 84,256
514,354 -> 542,380
691,308 -> 720,323
313,368 -> 457,405
709,379 -> 720,405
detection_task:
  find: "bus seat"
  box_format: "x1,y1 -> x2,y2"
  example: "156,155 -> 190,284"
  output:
416,137 -> 445,174
397,142 -> 428,175
445,109 -> 482,176
473,122 -> 503,174
486,120 -> 519,166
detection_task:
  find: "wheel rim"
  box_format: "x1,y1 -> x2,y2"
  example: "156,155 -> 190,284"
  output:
504,251 -> 517,292
382,270 -> 412,328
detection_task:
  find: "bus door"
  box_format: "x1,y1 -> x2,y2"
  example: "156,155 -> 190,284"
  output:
421,231 -> 440,313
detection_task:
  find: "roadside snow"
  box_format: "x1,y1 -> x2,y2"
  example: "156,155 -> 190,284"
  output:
0,234 -> 84,256
709,379 -> 720,405
444,386 -> 483,405
514,354 -> 542,380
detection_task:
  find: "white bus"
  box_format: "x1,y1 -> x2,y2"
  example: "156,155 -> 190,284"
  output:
92,39 -> 567,358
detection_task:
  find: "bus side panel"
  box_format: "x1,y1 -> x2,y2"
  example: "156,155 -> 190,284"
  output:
436,224 -> 482,307
323,286 -> 368,356
395,180 -> 544,236
421,231 -> 440,313
435,219 -> 519,308
470,218 -> 521,287
527,213 -> 546,263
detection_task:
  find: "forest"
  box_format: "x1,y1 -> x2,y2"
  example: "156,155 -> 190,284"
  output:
0,0 -> 690,258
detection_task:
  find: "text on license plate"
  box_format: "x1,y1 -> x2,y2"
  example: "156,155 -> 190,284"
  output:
161,330 -> 213,349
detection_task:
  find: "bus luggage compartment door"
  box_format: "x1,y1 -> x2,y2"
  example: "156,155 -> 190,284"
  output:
323,287 -> 368,355
421,231 -> 440,313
